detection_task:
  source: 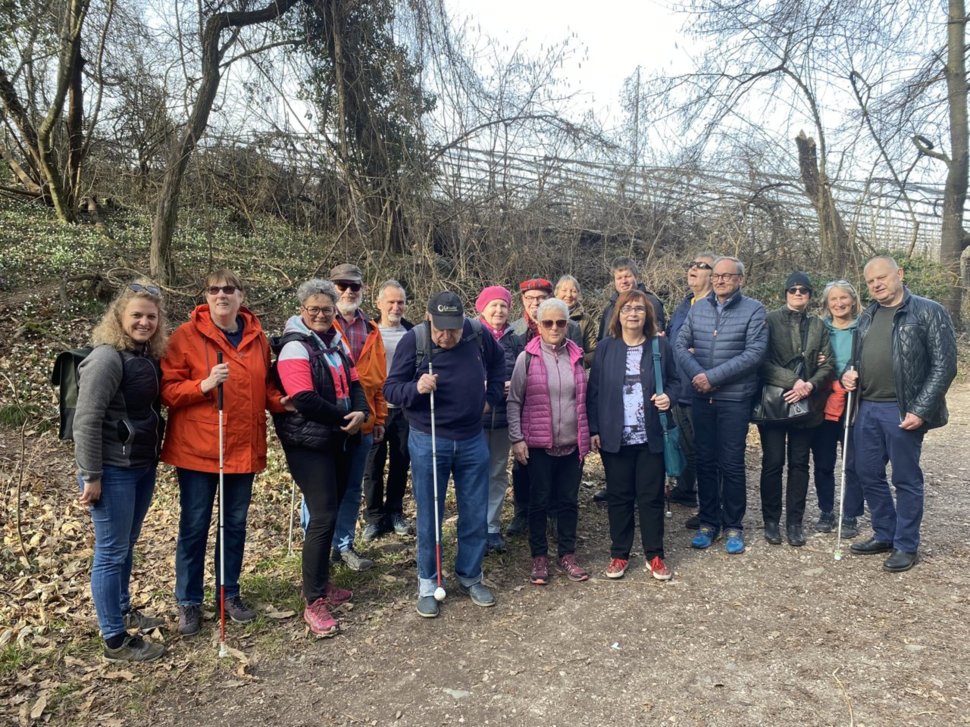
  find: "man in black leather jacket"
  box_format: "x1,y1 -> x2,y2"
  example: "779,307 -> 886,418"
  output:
842,255 -> 957,572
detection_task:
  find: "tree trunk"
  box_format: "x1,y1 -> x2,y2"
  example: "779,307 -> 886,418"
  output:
149,0 -> 302,284
795,130 -> 852,271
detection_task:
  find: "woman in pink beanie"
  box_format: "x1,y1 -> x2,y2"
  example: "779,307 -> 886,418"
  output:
475,285 -> 521,553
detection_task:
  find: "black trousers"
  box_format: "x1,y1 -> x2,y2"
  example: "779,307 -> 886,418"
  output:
362,407 -> 410,525
283,443 -> 349,602
758,424 -> 814,526
602,444 -> 666,560
526,449 -> 581,557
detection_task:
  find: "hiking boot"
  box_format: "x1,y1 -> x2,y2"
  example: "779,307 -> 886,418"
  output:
685,513 -> 700,530
337,548 -> 374,571
458,582 -> 496,607
592,487 -> 609,503
390,514 -> 412,536
883,550 -> 918,573
505,511 -> 528,537
840,516 -> 859,539
123,608 -> 165,632
324,582 -> 353,607
763,521 -> 782,545
647,555 -> 672,581
416,595 -> 440,618
103,634 -> 166,663
304,598 -> 339,638
815,511 -> 837,533
224,596 -> 257,624
724,529 -> 745,554
361,522 -> 383,543
605,558 -> 629,579
178,605 -> 201,637
486,532 -> 507,554
691,526 -> 720,549
558,554 -> 589,582
786,523 -> 806,547
530,555 -> 550,585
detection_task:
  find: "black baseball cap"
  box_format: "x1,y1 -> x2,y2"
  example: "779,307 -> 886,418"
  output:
427,291 -> 464,330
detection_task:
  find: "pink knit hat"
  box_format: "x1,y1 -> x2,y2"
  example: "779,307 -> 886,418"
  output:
475,285 -> 512,313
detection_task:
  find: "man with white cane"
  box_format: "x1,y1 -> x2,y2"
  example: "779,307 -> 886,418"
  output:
384,291 -> 506,618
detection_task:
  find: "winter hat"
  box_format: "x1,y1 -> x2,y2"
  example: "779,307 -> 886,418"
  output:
784,271 -> 813,295
475,286 -> 512,313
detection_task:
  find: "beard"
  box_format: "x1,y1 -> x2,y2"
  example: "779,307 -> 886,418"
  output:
337,300 -> 360,317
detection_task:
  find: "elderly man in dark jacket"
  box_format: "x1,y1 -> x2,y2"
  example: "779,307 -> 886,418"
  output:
674,256 -> 767,555
842,255 -> 957,572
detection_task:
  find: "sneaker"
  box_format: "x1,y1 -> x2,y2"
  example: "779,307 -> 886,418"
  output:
324,582 -> 353,607
685,513 -> 700,530
605,558 -> 629,579
304,597 -> 339,637
691,526 -> 720,549
178,604 -> 201,637
338,548 -> 374,572
486,532 -> 507,554
815,511 -> 837,533
103,634 -> 166,663
224,596 -> 257,623
390,514 -> 412,536
458,582 -> 496,607
123,608 -> 165,631
724,529 -> 745,554
558,554 -> 589,582
505,512 -> 528,537
530,555 -> 550,585
416,595 -> 440,618
361,522 -> 383,543
647,556 -> 672,581
840,516 -> 859,539
592,487 -> 609,503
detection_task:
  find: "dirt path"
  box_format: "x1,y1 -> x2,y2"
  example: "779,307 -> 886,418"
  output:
130,382 -> 970,727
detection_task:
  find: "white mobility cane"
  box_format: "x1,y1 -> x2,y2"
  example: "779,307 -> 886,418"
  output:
287,481 -> 296,557
429,357 -> 446,602
833,367 -> 855,562
216,352 -> 228,657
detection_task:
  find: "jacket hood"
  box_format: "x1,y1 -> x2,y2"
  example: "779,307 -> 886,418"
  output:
190,304 -> 264,345
282,314 -> 346,350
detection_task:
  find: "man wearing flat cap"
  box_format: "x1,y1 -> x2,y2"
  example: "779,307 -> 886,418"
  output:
384,291 -> 506,617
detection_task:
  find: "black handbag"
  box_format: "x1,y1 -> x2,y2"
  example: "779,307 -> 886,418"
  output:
751,321 -> 815,425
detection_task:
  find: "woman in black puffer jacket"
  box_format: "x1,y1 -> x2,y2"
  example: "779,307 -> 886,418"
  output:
273,279 -> 368,638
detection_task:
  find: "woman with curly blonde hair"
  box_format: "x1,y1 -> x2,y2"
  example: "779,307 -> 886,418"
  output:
74,280 -> 169,662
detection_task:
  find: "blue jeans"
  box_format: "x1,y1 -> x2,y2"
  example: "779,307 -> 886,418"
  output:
853,401 -> 925,552
692,397 -> 752,531
408,428 -> 488,597
300,433 -> 373,551
82,464 -> 157,640
175,468 -> 254,606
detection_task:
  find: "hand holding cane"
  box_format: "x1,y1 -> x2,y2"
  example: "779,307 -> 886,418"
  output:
428,358 -> 446,602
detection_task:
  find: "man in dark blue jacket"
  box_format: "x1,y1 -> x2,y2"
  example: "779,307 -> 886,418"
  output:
674,256 -> 767,555
384,291 -> 506,617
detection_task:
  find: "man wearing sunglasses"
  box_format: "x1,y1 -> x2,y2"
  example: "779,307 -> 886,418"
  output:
665,254 -> 716,517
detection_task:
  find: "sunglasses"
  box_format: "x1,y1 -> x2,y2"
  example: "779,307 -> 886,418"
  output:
129,283 -> 161,296
207,285 -> 238,295
787,286 -> 811,295
539,319 -> 568,329
335,281 -> 362,292
687,261 -> 713,271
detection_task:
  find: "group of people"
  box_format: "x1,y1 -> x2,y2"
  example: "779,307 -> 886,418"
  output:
72,253 -> 958,661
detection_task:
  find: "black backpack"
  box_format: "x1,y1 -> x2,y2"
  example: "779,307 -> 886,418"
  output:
50,347 -> 123,441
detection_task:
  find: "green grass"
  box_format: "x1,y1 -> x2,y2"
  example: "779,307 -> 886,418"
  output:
0,643 -> 32,677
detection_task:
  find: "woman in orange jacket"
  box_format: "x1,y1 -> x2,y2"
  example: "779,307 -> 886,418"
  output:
162,269 -> 285,637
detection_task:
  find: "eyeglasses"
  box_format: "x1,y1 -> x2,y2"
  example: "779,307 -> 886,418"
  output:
334,281 -> 362,292
303,305 -> 335,317
539,319 -> 568,329
687,261 -> 713,271
207,285 -> 238,295
787,286 -> 811,295
129,283 -> 161,296
523,294 -> 548,303
620,305 -> 648,315
711,273 -> 741,281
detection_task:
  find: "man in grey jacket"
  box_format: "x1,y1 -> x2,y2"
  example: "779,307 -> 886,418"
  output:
674,256 -> 767,555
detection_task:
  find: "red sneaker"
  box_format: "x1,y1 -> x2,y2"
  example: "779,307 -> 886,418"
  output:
304,598 -> 339,638
324,582 -> 353,606
530,555 -> 549,585
605,558 -> 629,579
648,555 -> 672,581
558,554 -> 589,582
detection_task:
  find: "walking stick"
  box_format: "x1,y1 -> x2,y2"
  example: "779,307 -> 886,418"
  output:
217,352 -> 228,657
287,481 -> 297,557
429,357 -> 446,602
833,368 -> 855,562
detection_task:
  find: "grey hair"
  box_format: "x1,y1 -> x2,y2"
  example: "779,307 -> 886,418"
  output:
554,274 -> 582,298
821,280 -> 861,319
714,255 -> 745,276
538,298 -> 570,320
377,279 -> 407,302
296,278 -> 338,305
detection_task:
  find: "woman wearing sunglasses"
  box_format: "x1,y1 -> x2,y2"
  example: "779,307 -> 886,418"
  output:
587,289 -> 678,581
74,280 -> 168,661
161,269 -> 286,636
757,272 -> 834,547
506,298 -> 591,586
